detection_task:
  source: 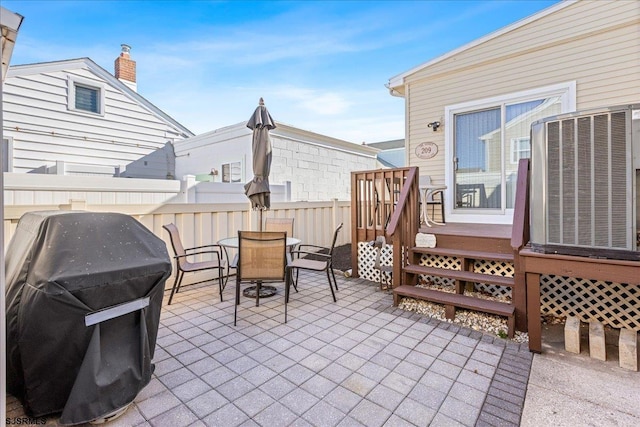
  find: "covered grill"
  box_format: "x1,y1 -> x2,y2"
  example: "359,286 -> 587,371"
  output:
5,211 -> 171,425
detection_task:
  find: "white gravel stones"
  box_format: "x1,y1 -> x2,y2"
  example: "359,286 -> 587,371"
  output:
397,283 -> 529,343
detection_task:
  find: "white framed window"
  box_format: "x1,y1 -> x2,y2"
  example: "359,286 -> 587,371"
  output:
67,76 -> 105,115
444,81 -> 576,224
510,137 -> 530,164
222,161 -> 242,183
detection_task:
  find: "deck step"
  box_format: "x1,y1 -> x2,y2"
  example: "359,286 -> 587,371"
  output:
403,264 -> 515,288
410,247 -> 514,262
393,285 -> 515,337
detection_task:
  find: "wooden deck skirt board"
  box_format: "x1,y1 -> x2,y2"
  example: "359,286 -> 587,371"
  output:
521,248 -> 640,353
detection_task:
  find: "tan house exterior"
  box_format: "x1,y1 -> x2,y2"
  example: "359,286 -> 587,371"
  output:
387,0 -> 640,225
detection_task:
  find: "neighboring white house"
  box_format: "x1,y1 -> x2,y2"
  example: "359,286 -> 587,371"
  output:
2,45 -> 379,202
2,46 -> 194,179
174,121 -> 380,201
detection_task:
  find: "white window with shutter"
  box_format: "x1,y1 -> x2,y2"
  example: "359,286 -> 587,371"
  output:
67,76 -> 105,115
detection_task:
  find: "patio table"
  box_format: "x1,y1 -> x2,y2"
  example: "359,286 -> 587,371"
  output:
419,183 -> 447,226
218,236 -> 301,297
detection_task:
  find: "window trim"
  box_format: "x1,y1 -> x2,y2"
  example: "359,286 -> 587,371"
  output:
444,81 -> 576,224
510,136 -> 531,165
221,161 -> 242,183
67,76 -> 105,116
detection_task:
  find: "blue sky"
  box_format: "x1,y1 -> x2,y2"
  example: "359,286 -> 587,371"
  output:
4,0 -> 559,143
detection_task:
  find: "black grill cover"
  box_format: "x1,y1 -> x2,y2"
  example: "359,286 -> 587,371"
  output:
5,211 -> 171,425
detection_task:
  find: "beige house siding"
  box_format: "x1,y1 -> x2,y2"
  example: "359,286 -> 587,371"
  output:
400,0 -> 640,188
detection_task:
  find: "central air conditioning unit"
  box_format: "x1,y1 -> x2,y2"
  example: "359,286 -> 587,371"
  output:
530,104 -> 640,260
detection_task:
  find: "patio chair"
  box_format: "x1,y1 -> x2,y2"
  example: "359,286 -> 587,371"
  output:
163,223 -> 226,305
265,216 -> 299,291
285,223 -> 342,321
264,217 -> 294,236
233,231 -> 287,326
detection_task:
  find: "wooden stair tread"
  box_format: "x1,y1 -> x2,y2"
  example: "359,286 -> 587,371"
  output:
403,264 -> 515,287
410,247 -> 514,262
393,285 -> 515,316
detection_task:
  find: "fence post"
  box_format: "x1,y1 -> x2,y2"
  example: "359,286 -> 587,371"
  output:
55,160 -> 65,175
248,205 -> 256,231
285,181 -> 291,201
59,199 -> 87,211
180,175 -> 196,203
331,198 -> 338,234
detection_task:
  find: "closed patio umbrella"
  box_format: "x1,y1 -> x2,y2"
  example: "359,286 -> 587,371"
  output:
244,98 -> 276,229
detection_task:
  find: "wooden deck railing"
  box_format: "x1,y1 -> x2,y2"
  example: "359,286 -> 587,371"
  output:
350,167 -> 419,282
510,158 -> 531,331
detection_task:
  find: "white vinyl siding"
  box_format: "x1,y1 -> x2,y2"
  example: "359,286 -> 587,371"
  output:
3,62 -> 191,177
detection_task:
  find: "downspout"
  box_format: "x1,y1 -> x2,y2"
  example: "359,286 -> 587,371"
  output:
1,7 -> 24,423
385,81 -> 409,166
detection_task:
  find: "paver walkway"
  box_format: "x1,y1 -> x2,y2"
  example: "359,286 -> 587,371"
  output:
7,271 -> 533,426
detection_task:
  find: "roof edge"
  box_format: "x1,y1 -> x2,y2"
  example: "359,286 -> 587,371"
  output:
8,58 -> 194,138
177,120 -> 380,157
273,121 -> 380,156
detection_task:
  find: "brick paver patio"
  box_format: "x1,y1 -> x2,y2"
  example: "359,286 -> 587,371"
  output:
7,271 -> 533,426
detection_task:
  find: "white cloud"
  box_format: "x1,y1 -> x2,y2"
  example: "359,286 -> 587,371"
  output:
265,86 -> 352,116
151,81 -> 404,144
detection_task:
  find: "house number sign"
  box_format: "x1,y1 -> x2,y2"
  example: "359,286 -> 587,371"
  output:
415,142 -> 438,159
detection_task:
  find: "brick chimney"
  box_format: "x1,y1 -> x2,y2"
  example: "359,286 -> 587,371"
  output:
114,44 -> 137,91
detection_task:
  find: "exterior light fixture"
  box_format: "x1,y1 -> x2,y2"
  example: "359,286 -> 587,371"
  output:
427,121 -> 441,132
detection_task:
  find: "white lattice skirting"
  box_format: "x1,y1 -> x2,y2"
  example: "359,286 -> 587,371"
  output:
541,276 -> 640,331
357,246 -> 640,331
357,241 -> 393,283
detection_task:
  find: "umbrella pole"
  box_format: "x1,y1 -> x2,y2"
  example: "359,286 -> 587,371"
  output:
259,209 -> 263,232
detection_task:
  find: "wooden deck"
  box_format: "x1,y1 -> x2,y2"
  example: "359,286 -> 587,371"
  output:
404,221 -> 523,335
353,163 -> 639,353
353,162 -> 530,334
521,248 -> 640,353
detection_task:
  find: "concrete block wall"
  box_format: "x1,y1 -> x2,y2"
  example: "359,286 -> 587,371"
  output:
271,138 -> 376,202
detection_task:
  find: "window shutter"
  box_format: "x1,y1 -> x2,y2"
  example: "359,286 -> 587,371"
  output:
75,85 -> 99,113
